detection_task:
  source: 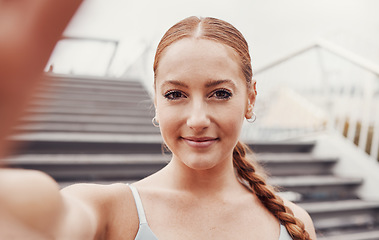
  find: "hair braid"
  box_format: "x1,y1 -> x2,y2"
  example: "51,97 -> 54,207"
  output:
233,141 -> 311,240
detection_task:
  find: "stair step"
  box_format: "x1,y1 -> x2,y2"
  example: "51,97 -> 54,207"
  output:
5,154 -> 170,181
42,74 -> 143,87
39,81 -> 145,92
21,114 -> 153,125
270,176 -> 362,188
11,132 -> 163,143
299,200 -> 379,232
256,153 -> 337,176
37,85 -> 147,96
26,106 -> 155,117
4,153 -> 170,164
31,99 -> 153,109
270,176 -> 362,201
18,123 -> 160,134
11,133 -> 165,154
36,89 -> 150,100
249,142 -> 315,153
35,91 -> 151,102
300,199 -> 379,215
318,228 -> 379,240
256,153 -> 337,163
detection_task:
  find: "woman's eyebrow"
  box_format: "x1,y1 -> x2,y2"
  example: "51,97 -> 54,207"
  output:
205,79 -> 236,88
160,79 -> 237,89
160,80 -> 188,88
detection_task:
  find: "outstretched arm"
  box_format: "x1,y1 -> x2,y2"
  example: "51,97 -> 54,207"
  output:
0,0 -> 88,238
0,169 -> 107,239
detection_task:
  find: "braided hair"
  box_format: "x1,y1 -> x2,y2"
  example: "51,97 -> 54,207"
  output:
233,141 -> 310,240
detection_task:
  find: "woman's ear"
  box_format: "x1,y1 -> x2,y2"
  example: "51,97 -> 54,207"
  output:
154,102 -> 158,120
245,80 -> 257,119
152,84 -> 157,107
245,100 -> 254,119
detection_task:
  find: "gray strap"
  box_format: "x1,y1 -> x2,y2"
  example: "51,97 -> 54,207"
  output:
128,184 -> 148,224
279,224 -> 293,240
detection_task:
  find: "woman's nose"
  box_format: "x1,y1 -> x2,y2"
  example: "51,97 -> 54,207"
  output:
186,100 -> 210,132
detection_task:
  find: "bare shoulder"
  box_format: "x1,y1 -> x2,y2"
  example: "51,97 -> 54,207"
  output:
61,182 -> 139,239
61,182 -> 137,213
61,182 -> 129,202
60,182 -> 135,218
283,199 -> 317,239
61,183 -> 130,228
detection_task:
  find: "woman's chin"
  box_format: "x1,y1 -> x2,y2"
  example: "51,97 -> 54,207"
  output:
182,159 -> 218,171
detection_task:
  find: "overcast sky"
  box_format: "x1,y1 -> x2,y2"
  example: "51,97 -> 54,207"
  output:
47,0 -> 379,78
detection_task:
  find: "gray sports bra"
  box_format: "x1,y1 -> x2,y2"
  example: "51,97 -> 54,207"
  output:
128,184 -> 293,240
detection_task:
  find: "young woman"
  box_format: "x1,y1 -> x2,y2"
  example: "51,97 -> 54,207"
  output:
1,16 -> 316,239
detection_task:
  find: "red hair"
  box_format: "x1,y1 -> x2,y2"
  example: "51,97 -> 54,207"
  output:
154,16 -> 252,89
153,16 -> 310,240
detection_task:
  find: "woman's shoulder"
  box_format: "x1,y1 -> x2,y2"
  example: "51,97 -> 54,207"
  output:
61,182 -> 137,218
282,198 -> 317,239
61,182 -> 139,239
61,182 -> 130,201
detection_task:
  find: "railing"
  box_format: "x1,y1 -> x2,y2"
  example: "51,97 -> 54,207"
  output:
242,39 -> 379,162
45,36 -> 119,76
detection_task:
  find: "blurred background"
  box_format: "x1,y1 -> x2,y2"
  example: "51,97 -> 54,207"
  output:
6,0 -> 379,239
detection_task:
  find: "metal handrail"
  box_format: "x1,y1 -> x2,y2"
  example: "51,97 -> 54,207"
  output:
254,41 -> 317,75
254,38 -> 379,77
317,39 -> 379,76
56,36 -> 119,76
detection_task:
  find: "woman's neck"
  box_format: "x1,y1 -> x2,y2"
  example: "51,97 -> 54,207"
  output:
162,155 -> 244,197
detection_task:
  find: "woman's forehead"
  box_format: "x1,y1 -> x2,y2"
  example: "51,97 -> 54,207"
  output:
155,38 -> 244,85
160,38 -> 239,63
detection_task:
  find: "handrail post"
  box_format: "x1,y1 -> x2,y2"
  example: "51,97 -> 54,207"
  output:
369,75 -> 379,161
346,85 -> 359,143
358,77 -> 373,151
316,46 -> 335,133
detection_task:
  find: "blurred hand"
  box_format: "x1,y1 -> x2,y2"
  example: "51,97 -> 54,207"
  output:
0,0 -> 83,159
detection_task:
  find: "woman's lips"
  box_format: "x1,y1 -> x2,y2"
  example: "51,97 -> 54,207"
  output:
181,137 -> 218,148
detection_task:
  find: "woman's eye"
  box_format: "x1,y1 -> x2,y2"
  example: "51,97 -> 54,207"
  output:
164,91 -> 186,100
211,89 -> 232,100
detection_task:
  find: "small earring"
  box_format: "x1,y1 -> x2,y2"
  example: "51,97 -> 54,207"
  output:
152,116 -> 159,127
246,112 -> 256,123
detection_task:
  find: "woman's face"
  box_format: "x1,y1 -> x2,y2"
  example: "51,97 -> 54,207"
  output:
155,38 -> 255,171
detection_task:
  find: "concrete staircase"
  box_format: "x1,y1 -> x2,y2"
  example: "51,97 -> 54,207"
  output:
6,74 -> 379,239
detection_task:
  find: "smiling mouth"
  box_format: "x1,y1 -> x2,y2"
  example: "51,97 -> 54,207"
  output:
181,137 -> 218,148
